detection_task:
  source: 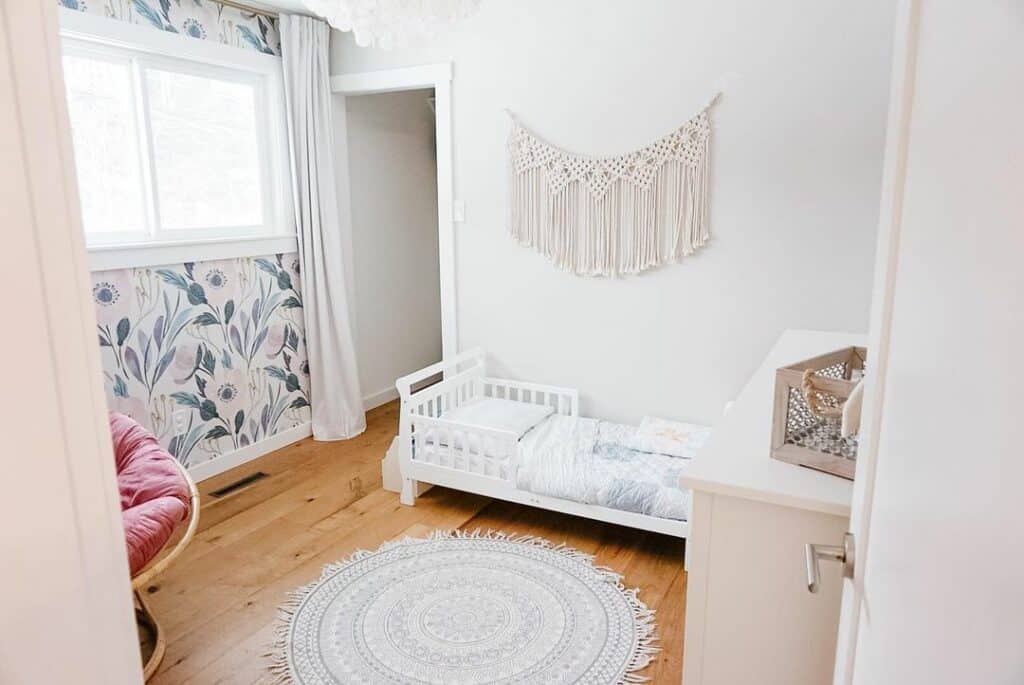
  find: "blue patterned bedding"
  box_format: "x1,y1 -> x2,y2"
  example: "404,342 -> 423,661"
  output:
515,415 -> 709,521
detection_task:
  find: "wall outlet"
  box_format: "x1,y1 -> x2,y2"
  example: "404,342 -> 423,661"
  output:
172,410 -> 189,435
453,199 -> 466,223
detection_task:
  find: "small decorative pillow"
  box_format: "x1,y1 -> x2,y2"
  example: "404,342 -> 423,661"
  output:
441,397 -> 555,439
634,416 -> 712,459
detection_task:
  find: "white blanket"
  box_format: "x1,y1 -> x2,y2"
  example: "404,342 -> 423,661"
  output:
516,415 -> 705,521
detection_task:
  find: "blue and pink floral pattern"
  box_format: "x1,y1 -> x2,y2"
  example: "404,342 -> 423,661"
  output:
63,0 -> 299,466
94,255 -> 310,467
58,0 -> 280,56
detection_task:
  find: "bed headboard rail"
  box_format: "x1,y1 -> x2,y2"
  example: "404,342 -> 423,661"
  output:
395,347 -> 486,401
480,377 -> 579,417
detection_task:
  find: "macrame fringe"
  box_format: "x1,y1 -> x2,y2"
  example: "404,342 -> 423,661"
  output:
267,528 -> 660,684
508,105 -> 713,277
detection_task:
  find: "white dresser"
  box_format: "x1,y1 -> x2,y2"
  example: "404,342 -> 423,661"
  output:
680,330 -> 862,685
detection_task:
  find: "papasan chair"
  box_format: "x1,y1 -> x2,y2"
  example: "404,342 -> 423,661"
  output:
110,412 -> 200,680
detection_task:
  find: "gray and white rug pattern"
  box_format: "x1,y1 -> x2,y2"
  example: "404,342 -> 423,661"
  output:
270,530 -> 658,684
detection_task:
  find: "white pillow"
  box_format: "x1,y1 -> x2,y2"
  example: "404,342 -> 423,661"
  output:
634,416 -> 712,458
441,397 -> 555,439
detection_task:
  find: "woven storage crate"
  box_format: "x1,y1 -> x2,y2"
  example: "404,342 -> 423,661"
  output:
770,346 -> 867,480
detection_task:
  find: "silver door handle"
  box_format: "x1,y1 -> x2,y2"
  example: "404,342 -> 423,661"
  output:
805,532 -> 855,593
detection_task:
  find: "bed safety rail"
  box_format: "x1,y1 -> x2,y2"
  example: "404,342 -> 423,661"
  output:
407,414 -> 518,482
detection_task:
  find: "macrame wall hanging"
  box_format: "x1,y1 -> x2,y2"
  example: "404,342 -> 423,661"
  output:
507,94 -> 718,277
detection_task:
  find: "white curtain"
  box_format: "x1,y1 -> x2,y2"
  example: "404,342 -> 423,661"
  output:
280,14 -> 366,440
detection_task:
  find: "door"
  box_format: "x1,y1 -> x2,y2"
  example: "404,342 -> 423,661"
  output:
832,1 -> 1024,683
1,0 -> 142,681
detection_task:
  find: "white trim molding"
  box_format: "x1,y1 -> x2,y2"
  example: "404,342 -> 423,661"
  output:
363,386 -> 399,411
329,63 -> 452,95
331,63 -> 457,361
187,421 -> 312,482
364,371 -> 442,413
88,235 -> 299,270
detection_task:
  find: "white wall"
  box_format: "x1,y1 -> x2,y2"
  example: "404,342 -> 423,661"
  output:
345,89 -> 442,404
848,2 -> 1024,683
330,0 -> 894,424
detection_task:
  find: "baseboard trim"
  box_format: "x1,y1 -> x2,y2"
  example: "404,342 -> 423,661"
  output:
363,370 -> 443,411
188,421 -> 312,482
363,386 -> 399,411
189,386 -> 414,481
189,387 -> 398,482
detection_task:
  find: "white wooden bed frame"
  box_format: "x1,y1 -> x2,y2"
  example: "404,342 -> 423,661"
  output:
396,349 -> 689,538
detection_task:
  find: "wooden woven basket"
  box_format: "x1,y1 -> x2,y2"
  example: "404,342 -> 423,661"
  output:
770,346 -> 867,480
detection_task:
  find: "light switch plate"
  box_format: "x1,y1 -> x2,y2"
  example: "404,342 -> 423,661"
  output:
453,200 -> 466,223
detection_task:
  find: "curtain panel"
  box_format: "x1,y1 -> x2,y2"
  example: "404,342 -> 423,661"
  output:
280,14 -> 366,440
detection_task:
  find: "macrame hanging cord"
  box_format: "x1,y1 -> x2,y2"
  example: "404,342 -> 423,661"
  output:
507,94 -> 718,277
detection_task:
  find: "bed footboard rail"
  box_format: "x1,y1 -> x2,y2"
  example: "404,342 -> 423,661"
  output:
480,377 -> 579,416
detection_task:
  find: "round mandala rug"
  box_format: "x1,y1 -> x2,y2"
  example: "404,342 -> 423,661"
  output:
269,530 -> 659,684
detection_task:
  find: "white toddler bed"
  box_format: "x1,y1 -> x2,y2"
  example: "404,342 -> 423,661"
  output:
395,349 -> 709,538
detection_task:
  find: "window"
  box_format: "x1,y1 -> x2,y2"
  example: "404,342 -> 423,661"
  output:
146,68 -> 266,232
60,15 -> 293,267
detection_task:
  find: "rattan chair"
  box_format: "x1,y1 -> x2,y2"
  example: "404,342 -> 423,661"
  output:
130,457 -> 200,680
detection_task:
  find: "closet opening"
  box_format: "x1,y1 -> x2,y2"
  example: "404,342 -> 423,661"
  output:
343,87 -> 443,407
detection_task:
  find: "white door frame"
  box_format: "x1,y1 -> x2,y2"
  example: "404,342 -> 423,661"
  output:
330,63 -> 457,361
832,0 -> 921,681
1,0 -> 142,681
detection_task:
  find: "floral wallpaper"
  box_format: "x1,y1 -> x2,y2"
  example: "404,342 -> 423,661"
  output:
58,0 -> 280,56
60,0 -> 301,466
62,0 -> 305,466
93,255 -> 311,467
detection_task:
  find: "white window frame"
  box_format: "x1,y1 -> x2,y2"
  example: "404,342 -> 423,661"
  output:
58,9 -> 296,270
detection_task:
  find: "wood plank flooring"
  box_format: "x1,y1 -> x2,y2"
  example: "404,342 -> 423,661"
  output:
145,401 -> 687,684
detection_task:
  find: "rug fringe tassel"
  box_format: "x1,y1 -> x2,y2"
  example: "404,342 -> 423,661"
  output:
267,528 -> 661,684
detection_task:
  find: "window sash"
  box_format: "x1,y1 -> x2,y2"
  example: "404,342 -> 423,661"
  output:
61,46 -> 151,244
60,30 -> 292,252
141,53 -> 271,235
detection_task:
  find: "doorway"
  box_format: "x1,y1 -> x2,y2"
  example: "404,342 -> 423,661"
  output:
343,87 -> 442,406
331,63 -> 455,405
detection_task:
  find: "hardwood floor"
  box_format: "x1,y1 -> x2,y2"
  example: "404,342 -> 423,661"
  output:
145,401 -> 687,684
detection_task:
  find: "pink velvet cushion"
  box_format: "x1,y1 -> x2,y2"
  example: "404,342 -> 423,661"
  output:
109,412 -> 191,576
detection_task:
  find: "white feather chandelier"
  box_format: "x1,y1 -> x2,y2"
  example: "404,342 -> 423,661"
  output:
301,0 -> 482,49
